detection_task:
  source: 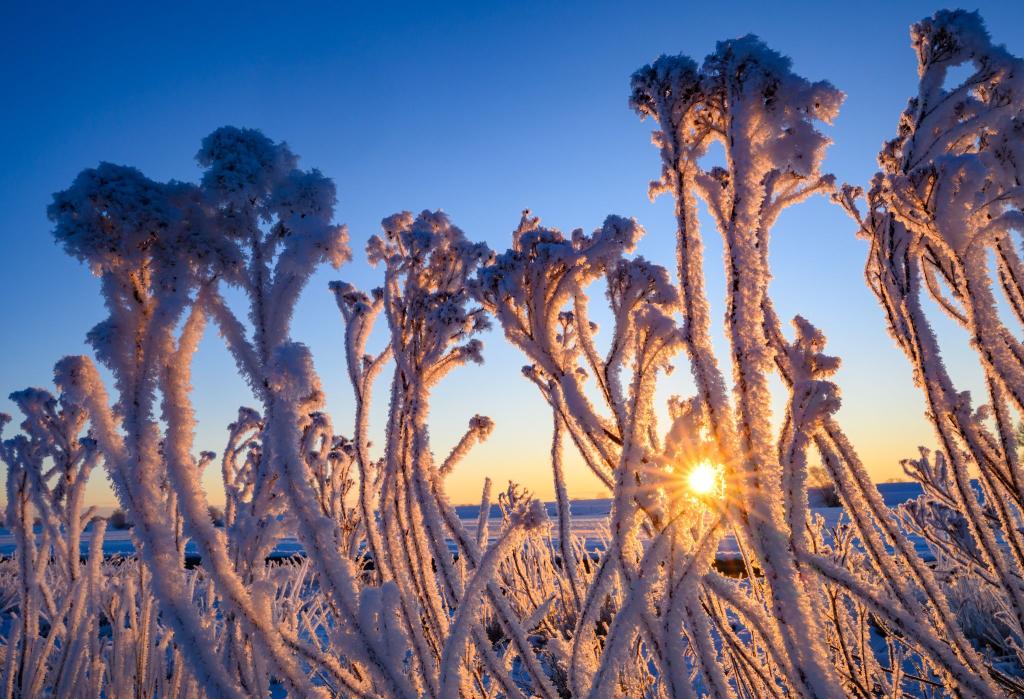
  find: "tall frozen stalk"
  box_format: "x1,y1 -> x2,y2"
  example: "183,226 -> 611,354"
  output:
837,9 -> 1024,686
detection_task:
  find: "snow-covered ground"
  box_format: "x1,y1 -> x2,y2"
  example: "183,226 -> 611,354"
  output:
0,482 -> 929,563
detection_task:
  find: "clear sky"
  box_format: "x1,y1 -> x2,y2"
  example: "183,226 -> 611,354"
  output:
2,1 -> 1022,506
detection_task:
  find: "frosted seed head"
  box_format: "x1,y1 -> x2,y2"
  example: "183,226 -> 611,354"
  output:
468,415 -> 494,439
196,126 -> 298,207
911,10 -> 993,77
49,163 -> 177,272
52,356 -> 98,406
629,54 -> 701,122
269,168 -> 336,223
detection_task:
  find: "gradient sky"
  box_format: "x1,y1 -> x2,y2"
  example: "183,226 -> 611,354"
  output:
2,1 -> 1022,507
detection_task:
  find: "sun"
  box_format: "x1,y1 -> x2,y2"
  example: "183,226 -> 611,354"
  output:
686,460 -> 722,497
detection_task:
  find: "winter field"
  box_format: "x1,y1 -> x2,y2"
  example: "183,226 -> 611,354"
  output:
0,484 -> 929,564
4,7 -> 1024,698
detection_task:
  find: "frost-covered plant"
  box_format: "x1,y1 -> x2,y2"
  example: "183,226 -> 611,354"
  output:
44,160 -> 252,696
327,210 -> 563,699
21,127 -> 562,697
2,388 -> 98,585
473,34 -> 853,696
0,397 -> 109,697
196,126 -> 350,577
837,8 -> 1024,688
177,128 -> 359,696
473,211 -> 717,696
4,9 -> 1024,698
541,20 -> 1006,696
41,131 -> 354,698
630,44 -> 847,697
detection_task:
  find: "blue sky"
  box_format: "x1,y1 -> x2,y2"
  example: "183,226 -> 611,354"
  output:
2,1 -> 1022,505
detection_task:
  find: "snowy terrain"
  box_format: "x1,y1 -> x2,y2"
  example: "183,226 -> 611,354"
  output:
0,483 -> 929,563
